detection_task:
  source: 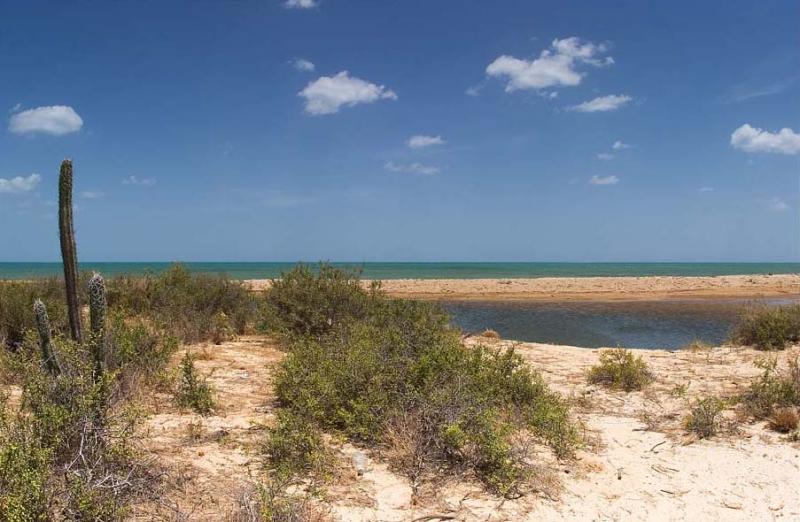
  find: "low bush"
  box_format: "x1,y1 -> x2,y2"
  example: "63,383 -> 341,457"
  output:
260,263 -> 380,341
266,267 -> 579,497
684,397 -> 724,438
730,305 -> 800,350
741,356 -> 800,419
587,348 -> 654,392
767,407 -> 799,433
175,352 -> 215,415
264,411 -> 328,480
108,263 -> 256,343
0,279 -> 68,350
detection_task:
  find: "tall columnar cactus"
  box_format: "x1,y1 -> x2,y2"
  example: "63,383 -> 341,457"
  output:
33,299 -> 60,376
59,159 -> 82,343
88,272 -> 108,380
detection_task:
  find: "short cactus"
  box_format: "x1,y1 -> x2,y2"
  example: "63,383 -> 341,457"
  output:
33,299 -> 60,376
88,272 -> 108,379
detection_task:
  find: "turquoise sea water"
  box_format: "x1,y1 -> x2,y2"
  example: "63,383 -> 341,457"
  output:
0,262 -> 798,280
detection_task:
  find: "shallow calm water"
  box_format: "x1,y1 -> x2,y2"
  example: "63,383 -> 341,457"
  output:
444,299 -> 799,350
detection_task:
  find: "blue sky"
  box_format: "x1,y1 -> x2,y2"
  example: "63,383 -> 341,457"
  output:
1,0 -> 798,262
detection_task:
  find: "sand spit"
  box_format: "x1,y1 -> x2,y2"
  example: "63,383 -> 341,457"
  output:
246,274 -> 800,301
130,336 -> 800,521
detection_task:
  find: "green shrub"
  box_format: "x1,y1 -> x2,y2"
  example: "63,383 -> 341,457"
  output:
741,356 -> 800,419
684,397 -> 725,438
730,305 -> 800,350
269,267 -> 578,497
260,263 -> 380,341
0,279 -> 68,350
265,411 -> 327,480
175,352 -> 215,415
587,348 -> 654,392
108,263 -> 255,343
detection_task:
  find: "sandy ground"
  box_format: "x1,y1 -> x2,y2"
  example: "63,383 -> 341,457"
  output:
130,335 -> 800,521
245,274 -> 800,301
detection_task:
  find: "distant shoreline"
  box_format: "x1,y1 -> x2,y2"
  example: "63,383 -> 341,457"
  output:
0,261 -> 798,281
248,274 -> 800,302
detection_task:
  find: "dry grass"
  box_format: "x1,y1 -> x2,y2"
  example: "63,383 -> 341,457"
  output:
767,407 -> 799,433
479,329 -> 501,340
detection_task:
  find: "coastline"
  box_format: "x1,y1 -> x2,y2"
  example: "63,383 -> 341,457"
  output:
246,273 -> 800,301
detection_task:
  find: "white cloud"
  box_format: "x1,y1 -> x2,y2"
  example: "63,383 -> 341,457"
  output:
9,103 -> 22,113
9,105 -> 83,135
612,140 -> 631,150
384,161 -> 440,176
596,152 -> 614,160
730,124 -> 800,155
293,59 -> 315,72
465,85 -> 482,96
569,94 -> 631,113
698,187 -> 715,193
486,37 -> 612,92
79,191 -> 104,200
407,135 -> 445,149
299,71 -> 397,115
0,173 -> 41,194
284,0 -> 317,8
122,175 -> 156,187
589,174 -> 619,185
768,197 -> 789,212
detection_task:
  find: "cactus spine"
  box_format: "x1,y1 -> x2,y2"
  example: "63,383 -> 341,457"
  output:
88,273 -> 108,381
33,299 -> 60,376
59,159 -> 82,343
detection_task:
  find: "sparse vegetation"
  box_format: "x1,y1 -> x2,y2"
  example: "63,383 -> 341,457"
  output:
767,407 -> 799,433
730,304 -> 800,350
684,397 -> 725,439
741,355 -> 800,419
587,348 -> 654,392
264,265 -> 579,498
175,352 -> 215,415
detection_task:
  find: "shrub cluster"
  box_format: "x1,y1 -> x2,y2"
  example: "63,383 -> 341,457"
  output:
174,352 -> 215,415
108,263 -> 256,343
730,305 -> 800,350
587,348 -> 654,392
0,279 -> 69,350
263,265 -> 578,497
0,320 -> 175,519
684,397 -> 725,439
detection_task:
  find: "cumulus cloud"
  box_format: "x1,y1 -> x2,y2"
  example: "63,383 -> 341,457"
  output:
299,71 -> 397,115
284,0 -> 317,8
612,140 -> 631,150
9,105 -> 83,135
569,94 -> 631,113
730,124 -> 800,155
0,173 -> 41,194
407,135 -> 445,149
384,161 -> 440,176
122,175 -> 156,187
486,37 -> 612,92
768,197 -> 789,212
293,58 -> 315,72
465,85 -> 482,96
589,174 -> 619,185
596,152 -> 614,160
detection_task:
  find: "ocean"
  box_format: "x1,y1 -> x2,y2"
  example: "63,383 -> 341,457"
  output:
0,262 -> 797,280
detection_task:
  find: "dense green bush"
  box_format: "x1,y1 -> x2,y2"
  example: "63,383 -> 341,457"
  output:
587,348 -> 654,392
108,263 -> 256,343
730,305 -> 800,350
265,266 -> 578,497
260,263 -> 381,341
0,279 -> 68,350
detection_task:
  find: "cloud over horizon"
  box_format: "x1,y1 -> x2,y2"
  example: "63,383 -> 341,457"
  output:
9,105 -> 83,135
299,71 -> 397,115
486,37 -> 613,93
730,124 -> 800,154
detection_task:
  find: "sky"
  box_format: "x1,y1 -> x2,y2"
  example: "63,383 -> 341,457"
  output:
1,0 -> 799,263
